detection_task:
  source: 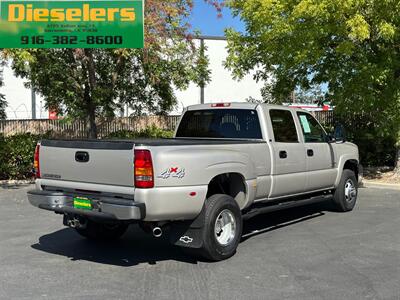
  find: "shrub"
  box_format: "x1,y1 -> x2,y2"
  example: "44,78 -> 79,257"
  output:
107,125 -> 174,139
0,133 -> 41,180
335,114 -> 397,167
349,134 -> 397,167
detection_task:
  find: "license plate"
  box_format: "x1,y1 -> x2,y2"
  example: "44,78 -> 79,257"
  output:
73,197 -> 92,210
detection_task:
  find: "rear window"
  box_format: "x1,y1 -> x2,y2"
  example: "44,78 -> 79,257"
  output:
176,109 -> 263,139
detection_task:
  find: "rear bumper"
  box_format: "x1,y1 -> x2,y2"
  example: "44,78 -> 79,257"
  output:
28,190 -> 145,221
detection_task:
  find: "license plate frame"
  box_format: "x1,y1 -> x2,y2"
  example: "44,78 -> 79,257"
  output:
73,196 -> 92,210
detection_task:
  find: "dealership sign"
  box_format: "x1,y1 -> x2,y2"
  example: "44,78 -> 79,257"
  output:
0,0 -> 144,48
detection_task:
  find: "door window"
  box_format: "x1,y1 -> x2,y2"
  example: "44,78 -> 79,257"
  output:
297,112 -> 327,143
269,110 -> 299,143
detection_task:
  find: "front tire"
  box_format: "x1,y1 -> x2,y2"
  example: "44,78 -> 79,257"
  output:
196,194 -> 243,261
75,220 -> 128,241
333,169 -> 358,212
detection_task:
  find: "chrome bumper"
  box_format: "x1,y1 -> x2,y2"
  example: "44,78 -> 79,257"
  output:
27,190 -> 145,221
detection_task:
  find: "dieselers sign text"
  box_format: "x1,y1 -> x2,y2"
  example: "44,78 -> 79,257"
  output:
0,0 -> 144,48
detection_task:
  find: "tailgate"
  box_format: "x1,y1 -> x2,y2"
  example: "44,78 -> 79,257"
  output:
39,140 -> 135,187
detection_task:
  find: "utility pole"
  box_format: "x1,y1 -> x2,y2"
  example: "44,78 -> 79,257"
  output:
200,37 -> 205,104
31,88 -> 36,119
291,90 -> 296,103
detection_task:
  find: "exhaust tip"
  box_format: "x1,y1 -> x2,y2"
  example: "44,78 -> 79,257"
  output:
152,227 -> 162,238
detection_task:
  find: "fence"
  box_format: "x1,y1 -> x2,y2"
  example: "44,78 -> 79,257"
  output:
314,110 -> 335,127
0,111 -> 335,138
0,116 -> 181,138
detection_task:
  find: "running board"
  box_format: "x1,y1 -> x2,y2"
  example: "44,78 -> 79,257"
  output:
242,194 -> 333,221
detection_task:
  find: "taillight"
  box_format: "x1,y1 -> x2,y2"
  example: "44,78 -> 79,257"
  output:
34,144 -> 40,179
134,150 -> 154,188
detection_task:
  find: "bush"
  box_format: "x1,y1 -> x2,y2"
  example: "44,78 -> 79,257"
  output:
335,114 -> 397,168
0,133 -> 41,180
106,125 -> 174,139
348,134 -> 397,167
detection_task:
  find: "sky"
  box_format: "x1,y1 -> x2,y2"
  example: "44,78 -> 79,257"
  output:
189,1 -> 245,37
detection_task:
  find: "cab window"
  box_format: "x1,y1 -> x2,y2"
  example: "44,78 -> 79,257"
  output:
269,110 -> 299,143
297,112 -> 327,143
176,109 -> 262,139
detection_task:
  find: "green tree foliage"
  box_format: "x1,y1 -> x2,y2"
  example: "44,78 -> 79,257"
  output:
226,0 -> 400,168
6,0 -> 215,138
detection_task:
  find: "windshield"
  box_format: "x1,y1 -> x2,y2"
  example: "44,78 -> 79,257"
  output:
176,109 -> 263,139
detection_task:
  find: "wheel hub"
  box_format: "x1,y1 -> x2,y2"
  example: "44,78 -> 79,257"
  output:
214,209 -> 237,246
344,179 -> 357,203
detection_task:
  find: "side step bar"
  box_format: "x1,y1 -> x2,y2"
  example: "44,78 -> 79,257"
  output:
242,194 -> 333,221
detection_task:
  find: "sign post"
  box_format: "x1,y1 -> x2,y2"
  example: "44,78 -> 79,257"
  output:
0,0 -> 144,48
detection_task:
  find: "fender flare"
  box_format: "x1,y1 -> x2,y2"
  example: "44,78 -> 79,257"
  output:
334,156 -> 359,187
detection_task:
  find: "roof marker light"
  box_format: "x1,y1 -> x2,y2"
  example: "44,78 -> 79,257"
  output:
211,103 -> 231,108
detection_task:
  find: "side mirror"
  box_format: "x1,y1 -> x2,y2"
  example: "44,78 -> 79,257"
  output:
334,124 -> 346,143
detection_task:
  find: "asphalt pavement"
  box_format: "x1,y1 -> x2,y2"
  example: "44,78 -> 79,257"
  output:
0,184 -> 399,300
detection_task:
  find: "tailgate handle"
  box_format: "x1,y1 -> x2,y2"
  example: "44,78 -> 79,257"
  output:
75,151 -> 90,163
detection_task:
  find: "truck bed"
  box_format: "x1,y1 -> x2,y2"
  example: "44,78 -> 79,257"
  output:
41,138 -> 266,149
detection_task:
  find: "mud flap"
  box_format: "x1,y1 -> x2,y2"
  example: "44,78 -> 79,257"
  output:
169,203 -> 206,249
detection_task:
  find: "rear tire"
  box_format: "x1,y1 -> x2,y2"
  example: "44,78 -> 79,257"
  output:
333,169 -> 358,212
192,194 -> 243,261
75,220 -> 128,241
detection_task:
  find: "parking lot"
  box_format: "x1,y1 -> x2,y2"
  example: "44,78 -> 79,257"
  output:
0,185 -> 399,300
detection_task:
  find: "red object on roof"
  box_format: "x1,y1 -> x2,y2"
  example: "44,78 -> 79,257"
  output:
49,110 -> 58,120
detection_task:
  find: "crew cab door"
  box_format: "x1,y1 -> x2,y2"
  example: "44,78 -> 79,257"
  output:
268,109 -> 307,198
296,112 -> 337,191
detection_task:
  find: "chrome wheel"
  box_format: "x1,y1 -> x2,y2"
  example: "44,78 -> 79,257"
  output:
344,179 -> 357,203
214,209 -> 237,246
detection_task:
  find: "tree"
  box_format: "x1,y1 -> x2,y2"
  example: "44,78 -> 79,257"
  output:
6,0 -> 219,138
226,0 -> 400,170
0,58 -> 6,120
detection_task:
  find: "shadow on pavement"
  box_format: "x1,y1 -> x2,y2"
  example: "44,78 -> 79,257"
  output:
31,225 -> 198,266
0,183 -> 33,190
241,202 -> 331,242
31,202 -> 333,266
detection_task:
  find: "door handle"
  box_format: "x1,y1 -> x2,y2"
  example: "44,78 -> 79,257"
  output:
279,151 -> 287,159
307,149 -> 314,157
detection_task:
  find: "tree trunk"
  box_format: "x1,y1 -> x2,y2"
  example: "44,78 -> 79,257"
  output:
88,107 -> 97,139
84,49 -> 97,139
83,84 -> 97,139
395,146 -> 400,175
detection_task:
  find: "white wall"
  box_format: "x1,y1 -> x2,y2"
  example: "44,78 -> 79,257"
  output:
1,38 -> 264,119
2,65 -> 47,119
172,39 -> 264,114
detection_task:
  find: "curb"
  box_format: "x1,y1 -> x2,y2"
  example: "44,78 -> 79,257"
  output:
0,180 -> 34,186
362,181 -> 400,191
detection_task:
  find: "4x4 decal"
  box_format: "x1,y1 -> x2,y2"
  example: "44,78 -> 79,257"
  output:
158,167 -> 186,179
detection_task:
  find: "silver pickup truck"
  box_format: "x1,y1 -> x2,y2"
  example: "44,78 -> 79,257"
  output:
28,103 -> 359,261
